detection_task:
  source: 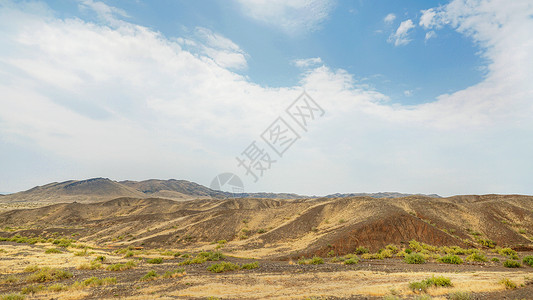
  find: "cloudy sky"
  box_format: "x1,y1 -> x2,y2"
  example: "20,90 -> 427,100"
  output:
1,0 -> 532,196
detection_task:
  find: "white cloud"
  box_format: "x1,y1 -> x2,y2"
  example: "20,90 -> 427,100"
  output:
384,13 -> 396,24
388,19 -> 415,46
425,30 -> 436,41
78,0 -> 128,25
403,90 -> 413,97
235,0 -> 335,35
0,0 -> 532,197
292,57 -> 323,68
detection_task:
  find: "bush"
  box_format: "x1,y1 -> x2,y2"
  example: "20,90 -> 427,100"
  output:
503,260 -> 521,268
477,239 -> 496,248
207,262 -> 240,273
491,257 -> 500,262
522,255 -> 533,267
106,261 -> 136,271
45,248 -> 62,254
47,283 -> 68,292
146,258 -> 163,264
0,293 -> 25,300
21,285 -> 43,295
404,253 -> 426,264
494,247 -> 516,256
94,255 -> 106,262
354,246 -> 369,254
163,268 -> 185,278
26,267 -> 72,283
124,251 -> 134,258
409,276 -> 452,293
344,257 -> 360,265
198,251 -> 225,261
298,256 -> 324,265
466,252 -> 487,262
241,262 -> 259,269
77,261 -> 102,270
140,271 -> 158,281
438,255 -> 463,264
499,277 -> 517,289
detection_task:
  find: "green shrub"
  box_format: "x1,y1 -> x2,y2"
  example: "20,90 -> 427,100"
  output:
241,262 -> 259,269
207,262 -> 240,273
45,248 -> 62,254
466,252 -> 487,262
491,257 -> 500,262
354,246 -> 369,254
494,247 -> 516,256
477,239 -> 495,248
21,285 -> 43,295
106,261 -> 136,271
522,255 -> 533,267
409,276 -> 452,293
298,256 -> 324,265
163,268 -> 185,278
47,283 -> 68,292
77,261 -> 102,270
499,277 -> 517,289
404,253 -> 426,264
438,255 -> 463,264
2,275 -> 18,284
198,251 -> 225,261
124,251 -> 134,258
94,255 -> 106,262
503,260 -> 521,268
140,271 -> 159,281
26,267 -> 72,283
146,258 -> 163,264
0,293 -> 26,300
344,257 -> 360,265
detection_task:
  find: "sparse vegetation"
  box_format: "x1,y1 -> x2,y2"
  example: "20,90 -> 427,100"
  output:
466,252 -> 487,262
0,293 -> 25,300
404,253 -> 426,264
477,238 -> 496,248
448,292 -> 472,300
438,255 -> 463,264
26,267 -> 72,283
503,259 -> 521,268
522,255 -> 533,267
499,277 -> 517,289
163,268 -> 186,278
207,262 -> 240,273
146,257 -> 163,264
354,246 -> 369,254
44,248 -> 62,254
344,256 -> 360,265
140,270 -> 159,281
241,262 -> 259,269
106,261 -> 136,271
409,275 -> 452,293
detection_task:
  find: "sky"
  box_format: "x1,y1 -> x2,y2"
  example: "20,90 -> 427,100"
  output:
0,0 -> 532,196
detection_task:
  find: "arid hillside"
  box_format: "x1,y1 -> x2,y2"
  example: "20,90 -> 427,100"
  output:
1,195 -> 532,259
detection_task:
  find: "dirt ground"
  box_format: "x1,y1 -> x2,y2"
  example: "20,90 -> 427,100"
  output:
1,240 -> 533,300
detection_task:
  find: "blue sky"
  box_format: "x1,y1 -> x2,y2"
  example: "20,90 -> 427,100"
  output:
0,0 -> 532,196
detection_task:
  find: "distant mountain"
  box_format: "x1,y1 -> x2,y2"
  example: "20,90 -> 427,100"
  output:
0,178 -> 144,204
325,192 -> 441,199
0,177 -> 439,204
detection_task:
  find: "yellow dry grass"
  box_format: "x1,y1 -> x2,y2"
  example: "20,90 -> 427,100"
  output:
132,270 -> 530,299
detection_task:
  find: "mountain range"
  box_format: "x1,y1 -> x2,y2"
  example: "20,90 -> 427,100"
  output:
0,177 -> 440,204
